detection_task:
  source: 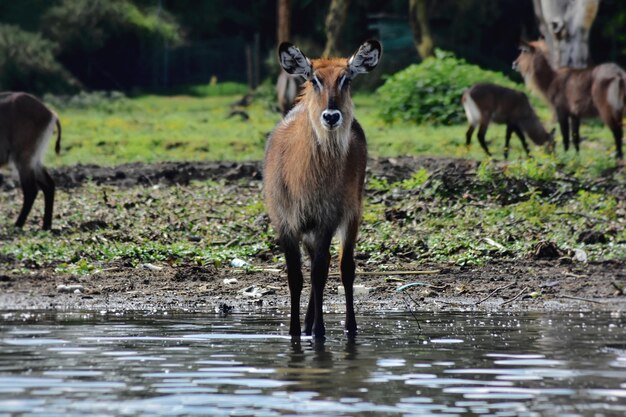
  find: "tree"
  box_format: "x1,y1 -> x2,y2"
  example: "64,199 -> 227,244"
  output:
277,0 -> 290,44
409,0 -> 434,59
532,0 -> 600,68
323,0 -> 350,57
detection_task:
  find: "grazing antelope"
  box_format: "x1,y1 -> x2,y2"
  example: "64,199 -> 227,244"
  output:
513,40 -> 626,159
0,92 -> 61,230
276,70 -> 304,116
462,83 -> 555,159
263,40 -> 381,339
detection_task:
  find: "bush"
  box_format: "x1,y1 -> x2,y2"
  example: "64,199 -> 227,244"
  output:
41,0 -> 182,91
0,24 -> 78,94
376,49 -> 521,125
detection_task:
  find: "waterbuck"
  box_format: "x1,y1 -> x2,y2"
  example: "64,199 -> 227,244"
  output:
276,70 -> 304,116
0,92 -> 61,230
462,83 -> 555,159
263,40 -> 381,339
513,40 -> 625,159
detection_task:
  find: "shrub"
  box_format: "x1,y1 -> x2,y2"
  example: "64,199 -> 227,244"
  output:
0,24 -> 78,94
376,49 -> 520,125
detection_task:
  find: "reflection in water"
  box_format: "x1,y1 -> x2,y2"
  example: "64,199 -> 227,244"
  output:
0,311 -> 625,416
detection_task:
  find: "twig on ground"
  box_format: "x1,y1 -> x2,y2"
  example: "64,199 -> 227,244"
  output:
563,272 -> 585,279
401,292 -> 422,331
475,282 -> 515,305
329,269 -> 440,277
559,295 -> 605,304
500,286 -> 528,306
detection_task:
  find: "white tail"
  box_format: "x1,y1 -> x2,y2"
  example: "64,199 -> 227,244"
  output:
462,91 -> 481,127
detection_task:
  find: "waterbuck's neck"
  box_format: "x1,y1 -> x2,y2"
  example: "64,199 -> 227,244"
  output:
528,53 -> 556,100
518,113 -> 549,145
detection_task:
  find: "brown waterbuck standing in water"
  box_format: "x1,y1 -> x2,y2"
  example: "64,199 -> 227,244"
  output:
462,83 -> 555,159
513,40 -> 626,160
0,92 -> 61,230
263,40 -> 381,339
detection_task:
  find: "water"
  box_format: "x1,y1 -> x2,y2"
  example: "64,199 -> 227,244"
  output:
0,310 -> 625,416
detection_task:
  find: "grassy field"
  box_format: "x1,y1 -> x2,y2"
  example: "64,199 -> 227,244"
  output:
1,85 -> 625,274
43,87 -> 619,169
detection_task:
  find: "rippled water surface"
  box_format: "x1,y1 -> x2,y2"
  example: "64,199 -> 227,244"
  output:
1,310 -> 625,416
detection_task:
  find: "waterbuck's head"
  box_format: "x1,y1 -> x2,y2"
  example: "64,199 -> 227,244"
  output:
512,40 -> 550,76
278,40 -> 381,133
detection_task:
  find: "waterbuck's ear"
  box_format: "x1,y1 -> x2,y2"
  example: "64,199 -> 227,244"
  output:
278,43 -> 313,80
518,39 -> 534,53
347,40 -> 382,78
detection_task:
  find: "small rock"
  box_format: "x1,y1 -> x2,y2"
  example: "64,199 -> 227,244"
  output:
573,248 -> 588,263
230,258 -> 249,268
338,284 -> 371,296
140,263 -> 163,271
223,278 -> 238,285
57,284 -> 84,294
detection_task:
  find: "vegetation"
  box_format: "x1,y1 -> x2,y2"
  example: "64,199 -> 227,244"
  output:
36,87 -> 612,167
0,88 -> 624,274
0,24 -> 78,94
376,49 -> 524,125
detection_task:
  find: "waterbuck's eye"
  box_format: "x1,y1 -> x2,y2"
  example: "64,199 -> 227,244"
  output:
312,75 -> 323,92
338,75 -> 350,91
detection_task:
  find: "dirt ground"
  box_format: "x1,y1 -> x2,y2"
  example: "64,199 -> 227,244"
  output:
1,156 -> 625,314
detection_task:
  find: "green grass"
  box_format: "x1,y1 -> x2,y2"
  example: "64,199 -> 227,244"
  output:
1,83 -> 624,273
42,86 -> 620,168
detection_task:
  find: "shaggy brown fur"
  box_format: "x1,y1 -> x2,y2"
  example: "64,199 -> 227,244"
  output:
462,82 -> 554,159
0,92 -> 61,230
264,40 -> 381,339
514,40 -> 625,159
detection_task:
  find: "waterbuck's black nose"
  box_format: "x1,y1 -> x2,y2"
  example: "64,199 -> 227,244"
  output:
322,110 -> 341,127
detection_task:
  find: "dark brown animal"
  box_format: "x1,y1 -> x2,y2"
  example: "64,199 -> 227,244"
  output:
462,83 -> 555,159
513,40 -> 625,159
263,40 -> 381,339
0,92 -> 61,230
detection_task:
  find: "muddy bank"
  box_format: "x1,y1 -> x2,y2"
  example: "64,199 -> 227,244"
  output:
1,259 -> 624,313
1,157 -> 474,190
1,156 -> 625,314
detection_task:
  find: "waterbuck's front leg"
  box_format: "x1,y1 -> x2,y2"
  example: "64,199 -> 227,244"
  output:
280,236 -> 304,337
511,125 -> 530,157
304,232 -> 332,339
557,110 -> 570,152
570,115 -> 581,154
339,219 -> 359,338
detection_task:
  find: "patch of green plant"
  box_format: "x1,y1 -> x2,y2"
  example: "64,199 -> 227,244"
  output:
398,168 -> 429,190
185,82 -> 249,97
504,157 -> 557,182
0,24 -> 78,94
376,49 -> 521,125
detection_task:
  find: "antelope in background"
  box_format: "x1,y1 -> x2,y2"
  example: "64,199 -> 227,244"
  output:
276,70 -> 304,116
264,40 -> 381,339
513,40 -> 626,160
0,92 -> 61,230
462,82 -> 555,159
